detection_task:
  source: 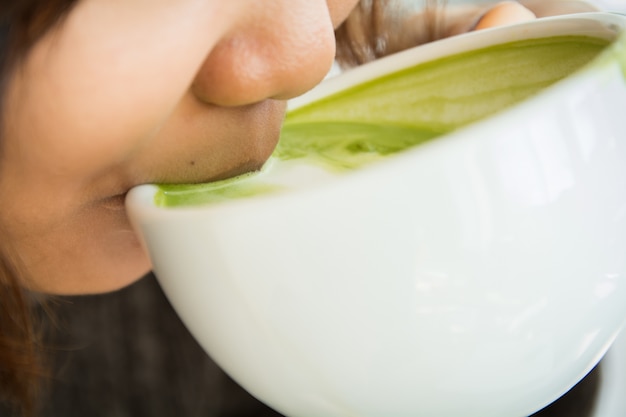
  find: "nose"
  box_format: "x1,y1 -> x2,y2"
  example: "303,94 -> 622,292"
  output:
192,1 -> 337,107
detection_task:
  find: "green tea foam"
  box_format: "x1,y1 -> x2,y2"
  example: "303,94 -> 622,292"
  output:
156,35 -> 609,208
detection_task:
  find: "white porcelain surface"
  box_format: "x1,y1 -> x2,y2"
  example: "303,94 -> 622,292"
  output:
127,13 -> 626,417
591,327 -> 626,416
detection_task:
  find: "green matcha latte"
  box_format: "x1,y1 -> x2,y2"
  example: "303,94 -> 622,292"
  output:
156,35 -> 609,208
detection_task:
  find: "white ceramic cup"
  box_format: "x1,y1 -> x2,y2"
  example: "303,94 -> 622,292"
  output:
127,13 -> 626,417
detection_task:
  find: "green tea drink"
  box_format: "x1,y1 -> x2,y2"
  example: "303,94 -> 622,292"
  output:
156,35 -> 609,207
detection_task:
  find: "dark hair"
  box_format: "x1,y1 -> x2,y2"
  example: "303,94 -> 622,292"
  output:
335,0 -> 448,67
0,245 -> 43,417
0,1 -> 443,415
0,3 -> 79,415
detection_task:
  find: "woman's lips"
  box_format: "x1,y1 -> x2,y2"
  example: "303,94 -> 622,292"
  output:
112,98 -> 282,186
86,98 -> 287,216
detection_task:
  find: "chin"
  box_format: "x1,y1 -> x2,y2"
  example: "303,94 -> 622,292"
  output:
53,262 -> 152,296
81,244 -> 154,295
29,233 -> 152,296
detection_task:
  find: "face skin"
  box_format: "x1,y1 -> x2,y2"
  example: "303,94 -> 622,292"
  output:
0,0 -> 537,296
0,0 -> 360,294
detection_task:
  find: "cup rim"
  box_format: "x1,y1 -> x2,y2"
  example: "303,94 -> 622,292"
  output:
288,12 -> 626,110
126,12 -> 626,218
